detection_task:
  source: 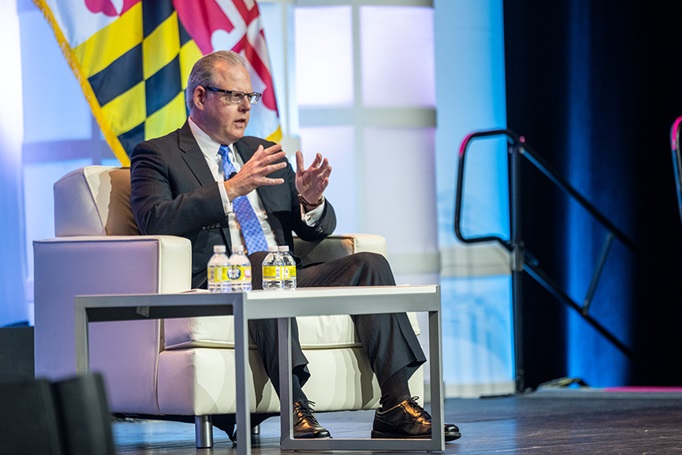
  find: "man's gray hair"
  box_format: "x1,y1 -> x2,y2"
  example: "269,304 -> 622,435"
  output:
185,51 -> 247,111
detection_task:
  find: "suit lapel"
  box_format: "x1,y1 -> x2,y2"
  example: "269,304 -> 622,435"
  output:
178,122 -> 215,187
177,122 -> 233,249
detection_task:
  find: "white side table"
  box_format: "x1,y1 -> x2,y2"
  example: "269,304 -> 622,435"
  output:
74,285 -> 444,454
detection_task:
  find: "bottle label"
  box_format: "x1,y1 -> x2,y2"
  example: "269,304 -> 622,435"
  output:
263,265 -> 281,279
282,265 -> 296,279
228,265 -> 252,282
208,265 -> 228,282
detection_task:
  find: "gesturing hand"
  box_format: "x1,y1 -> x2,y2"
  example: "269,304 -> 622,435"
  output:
295,151 -> 332,205
223,144 -> 287,200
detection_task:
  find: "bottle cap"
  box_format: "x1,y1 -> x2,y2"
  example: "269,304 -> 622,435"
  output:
232,245 -> 244,254
213,245 -> 226,253
268,245 -> 278,252
278,245 -> 289,252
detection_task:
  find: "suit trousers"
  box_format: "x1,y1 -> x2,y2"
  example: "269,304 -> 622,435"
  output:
247,251 -> 427,395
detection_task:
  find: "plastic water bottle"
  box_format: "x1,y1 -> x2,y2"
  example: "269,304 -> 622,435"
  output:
207,245 -> 229,293
262,246 -> 283,290
279,245 -> 297,290
227,245 -> 252,292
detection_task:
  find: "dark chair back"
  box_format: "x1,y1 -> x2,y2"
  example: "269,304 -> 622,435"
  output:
0,373 -> 115,455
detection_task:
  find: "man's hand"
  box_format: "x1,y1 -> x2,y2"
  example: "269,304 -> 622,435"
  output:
295,151 -> 332,206
223,144 -> 287,200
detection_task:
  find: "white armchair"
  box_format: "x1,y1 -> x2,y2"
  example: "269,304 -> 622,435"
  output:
33,166 -> 423,448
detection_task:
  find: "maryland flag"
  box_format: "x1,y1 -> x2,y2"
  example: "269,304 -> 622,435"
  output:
33,0 -> 281,166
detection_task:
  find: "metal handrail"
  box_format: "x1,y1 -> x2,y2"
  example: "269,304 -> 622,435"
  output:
670,116 -> 682,223
453,129 -> 661,392
454,129 -> 520,250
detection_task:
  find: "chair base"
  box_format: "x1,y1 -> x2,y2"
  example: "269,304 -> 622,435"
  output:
195,415 -> 214,448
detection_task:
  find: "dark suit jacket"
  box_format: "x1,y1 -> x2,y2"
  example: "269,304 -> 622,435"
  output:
130,121 -> 337,288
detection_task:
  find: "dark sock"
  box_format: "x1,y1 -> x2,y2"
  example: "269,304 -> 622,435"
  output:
380,367 -> 412,410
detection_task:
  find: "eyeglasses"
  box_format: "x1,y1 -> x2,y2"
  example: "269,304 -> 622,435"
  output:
203,86 -> 262,104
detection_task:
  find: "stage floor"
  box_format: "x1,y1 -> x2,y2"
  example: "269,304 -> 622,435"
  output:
114,389 -> 682,454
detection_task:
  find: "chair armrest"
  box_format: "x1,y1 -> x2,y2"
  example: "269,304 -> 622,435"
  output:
33,235 -> 191,414
294,233 -> 387,266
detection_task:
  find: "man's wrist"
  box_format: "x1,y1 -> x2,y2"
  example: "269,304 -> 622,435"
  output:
298,193 -> 323,210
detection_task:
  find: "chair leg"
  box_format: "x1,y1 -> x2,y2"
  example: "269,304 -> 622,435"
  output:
252,424 -> 261,435
194,415 -> 213,448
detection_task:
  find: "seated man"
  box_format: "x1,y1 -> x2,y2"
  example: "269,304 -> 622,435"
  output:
130,50 -> 460,442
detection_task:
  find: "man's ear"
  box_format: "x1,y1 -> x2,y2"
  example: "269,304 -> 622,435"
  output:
193,86 -> 207,110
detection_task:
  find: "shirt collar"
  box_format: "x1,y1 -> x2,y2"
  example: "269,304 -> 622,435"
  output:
188,117 -> 234,161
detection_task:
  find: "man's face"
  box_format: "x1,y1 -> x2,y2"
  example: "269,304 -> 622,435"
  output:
190,61 -> 252,145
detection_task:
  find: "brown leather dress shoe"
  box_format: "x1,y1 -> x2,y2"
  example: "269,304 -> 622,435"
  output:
371,397 -> 461,442
293,401 -> 331,439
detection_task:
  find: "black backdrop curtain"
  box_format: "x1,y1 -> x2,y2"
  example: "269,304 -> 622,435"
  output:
504,1 -> 682,388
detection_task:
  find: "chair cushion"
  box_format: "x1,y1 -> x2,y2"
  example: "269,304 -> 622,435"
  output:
156,346 -> 423,415
104,168 -> 139,235
54,166 -> 138,237
164,313 -> 420,350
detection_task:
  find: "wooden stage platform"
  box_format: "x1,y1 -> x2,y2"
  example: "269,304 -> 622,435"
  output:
114,388 -> 682,454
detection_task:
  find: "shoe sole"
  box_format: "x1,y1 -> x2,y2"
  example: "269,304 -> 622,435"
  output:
293,436 -> 332,439
371,430 -> 461,442
293,432 -> 332,439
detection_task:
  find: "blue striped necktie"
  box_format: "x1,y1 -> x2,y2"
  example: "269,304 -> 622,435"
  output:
218,145 -> 269,254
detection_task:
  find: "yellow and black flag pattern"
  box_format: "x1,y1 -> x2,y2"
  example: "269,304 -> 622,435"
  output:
33,0 -> 280,166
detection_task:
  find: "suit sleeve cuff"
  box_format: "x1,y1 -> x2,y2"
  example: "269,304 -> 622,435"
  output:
301,199 -> 325,226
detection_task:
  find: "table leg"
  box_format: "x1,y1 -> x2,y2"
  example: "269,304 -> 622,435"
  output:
234,297 -> 251,455
75,301 -> 90,374
278,306 -> 445,452
278,317 -> 294,444
429,307 -> 445,451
